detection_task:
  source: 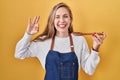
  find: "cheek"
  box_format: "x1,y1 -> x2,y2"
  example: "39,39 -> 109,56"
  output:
54,19 -> 57,25
66,19 -> 71,26
54,20 -> 58,29
66,17 -> 71,23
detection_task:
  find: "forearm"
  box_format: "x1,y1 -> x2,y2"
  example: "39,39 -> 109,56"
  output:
15,33 -> 33,59
82,50 -> 100,75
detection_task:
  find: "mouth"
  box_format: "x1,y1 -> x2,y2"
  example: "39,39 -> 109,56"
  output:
57,24 -> 66,28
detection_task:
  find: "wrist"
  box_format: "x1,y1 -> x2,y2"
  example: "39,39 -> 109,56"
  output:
92,47 -> 99,52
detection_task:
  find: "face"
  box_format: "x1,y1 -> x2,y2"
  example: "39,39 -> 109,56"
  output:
54,7 -> 71,33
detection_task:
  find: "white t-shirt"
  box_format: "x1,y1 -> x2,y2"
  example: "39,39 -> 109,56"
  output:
15,33 -> 100,75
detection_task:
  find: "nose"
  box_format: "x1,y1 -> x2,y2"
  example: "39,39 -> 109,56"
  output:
59,17 -> 65,23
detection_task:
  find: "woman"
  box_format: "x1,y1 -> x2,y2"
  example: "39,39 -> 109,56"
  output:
15,2 -> 106,80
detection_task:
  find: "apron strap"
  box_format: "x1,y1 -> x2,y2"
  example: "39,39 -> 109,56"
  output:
69,34 -> 74,52
50,36 -> 55,50
50,34 -> 74,52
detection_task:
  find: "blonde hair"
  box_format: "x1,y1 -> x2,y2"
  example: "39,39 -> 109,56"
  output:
33,2 -> 73,41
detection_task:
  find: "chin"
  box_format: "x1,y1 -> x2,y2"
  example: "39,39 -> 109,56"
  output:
57,29 -> 68,33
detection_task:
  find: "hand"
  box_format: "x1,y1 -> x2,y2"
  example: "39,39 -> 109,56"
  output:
26,16 -> 40,35
91,32 -> 107,51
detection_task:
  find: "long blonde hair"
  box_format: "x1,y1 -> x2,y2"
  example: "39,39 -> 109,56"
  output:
33,2 -> 74,41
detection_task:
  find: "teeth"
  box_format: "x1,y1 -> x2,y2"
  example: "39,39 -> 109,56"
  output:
59,24 -> 66,28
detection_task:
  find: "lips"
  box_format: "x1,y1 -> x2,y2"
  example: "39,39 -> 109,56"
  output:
58,24 -> 66,28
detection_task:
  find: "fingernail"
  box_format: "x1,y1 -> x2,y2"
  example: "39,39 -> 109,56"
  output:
92,33 -> 95,36
93,32 -> 96,35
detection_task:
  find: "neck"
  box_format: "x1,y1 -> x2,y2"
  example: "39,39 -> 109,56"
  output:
56,31 -> 69,38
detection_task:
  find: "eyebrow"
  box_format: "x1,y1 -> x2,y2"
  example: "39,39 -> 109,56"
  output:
55,14 -> 69,16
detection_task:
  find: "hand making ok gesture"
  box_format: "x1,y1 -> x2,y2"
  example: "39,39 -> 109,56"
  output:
26,16 -> 40,35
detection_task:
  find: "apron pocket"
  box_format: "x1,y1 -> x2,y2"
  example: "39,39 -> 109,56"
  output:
60,62 -> 75,79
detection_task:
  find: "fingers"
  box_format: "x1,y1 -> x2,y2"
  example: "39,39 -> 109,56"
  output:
35,16 -> 40,23
94,33 -> 103,43
101,32 -> 107,40
28,18 -> 32,29
92,34 -> 101,45
32,16 -> 40,24
27,16 -> 40,35
92,32 -> 107,45
28,16 -> 40,29
32,16 -> 37,24
34,24 -> 39,32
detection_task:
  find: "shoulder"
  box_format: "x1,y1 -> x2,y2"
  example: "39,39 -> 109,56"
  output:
71,33 -> 86,42
33,35 -> 52,42
32,36 -> 52,46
